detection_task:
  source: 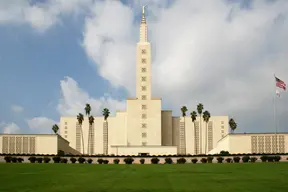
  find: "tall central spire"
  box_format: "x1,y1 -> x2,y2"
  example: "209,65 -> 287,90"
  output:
136,5 -> 151,100
140,5 -> 148,42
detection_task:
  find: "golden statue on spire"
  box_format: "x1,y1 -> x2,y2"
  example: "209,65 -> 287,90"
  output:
142,5 -> 146,15
141,5 -> 147,24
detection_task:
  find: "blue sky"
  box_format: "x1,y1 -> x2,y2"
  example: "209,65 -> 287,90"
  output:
1,19 -> 114,108
0,0 -> 288,134
0,0 -> 136,133
0,6 -> 113,132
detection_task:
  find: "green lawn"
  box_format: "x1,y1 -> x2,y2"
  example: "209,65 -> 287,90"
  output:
1,163 -> 288,192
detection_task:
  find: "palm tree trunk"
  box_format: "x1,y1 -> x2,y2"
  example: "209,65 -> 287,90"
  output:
199,115 -> 202,154
179,117 -> 186,155
193,122 -> 197,155
81,125 -> 85,154
103,120 -> 108,155
91,123 -> 94,154
76,123 -> 81,152
205,123 -> 208,154
183,117 -> 186,154
88,124 -> 91,155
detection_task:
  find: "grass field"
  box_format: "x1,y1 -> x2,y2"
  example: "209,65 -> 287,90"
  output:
1,163 -> 288,192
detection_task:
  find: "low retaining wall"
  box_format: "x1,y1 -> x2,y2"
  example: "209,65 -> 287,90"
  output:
1,155 -> 288,164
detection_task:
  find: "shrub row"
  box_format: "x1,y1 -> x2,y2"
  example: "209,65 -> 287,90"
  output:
4,156 -> 125,164
1,151 -> 288,158
3,155 -> 284,164
4,157 -> 24,163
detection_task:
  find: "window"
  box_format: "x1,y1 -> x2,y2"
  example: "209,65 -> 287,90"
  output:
65,135 -> 67,138
221,121 -> 224,124
221,126 -> 224,129
221,130 -> 224,133
142,114 -> 147,119
142,132 -> 147,138
141,86 -> 146,91
142,105 -> 147,110
65,126 -> 67,129
141,95 -> 147,100
142,58 -> 146,63
65,131 -> 67,134
142,123 -> 147,128
142,142 -> 147,146
65,122 -> 67,125
141,68 -> 146,72
141,76 -> 146,81
142,49 -> 146,54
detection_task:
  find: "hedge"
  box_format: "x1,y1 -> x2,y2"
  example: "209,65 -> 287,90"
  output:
1,151 -> 288,158
3,155 -> 286,164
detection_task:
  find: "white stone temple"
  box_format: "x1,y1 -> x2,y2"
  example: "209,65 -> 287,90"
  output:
1,7 -> 287,156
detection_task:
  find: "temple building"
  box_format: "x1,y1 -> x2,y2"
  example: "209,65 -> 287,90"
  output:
59,7 -> 230,156
0,7 -> 287,156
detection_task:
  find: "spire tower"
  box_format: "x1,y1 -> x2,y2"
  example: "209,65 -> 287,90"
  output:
136,5 -> 151,100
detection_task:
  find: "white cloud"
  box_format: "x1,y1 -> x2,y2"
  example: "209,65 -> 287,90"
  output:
57,76 -> 126,116
82,0 -> 288,132
27,117 -> 58,133
82,0 -> 137,91
0,0 -> 93,31
2,0 -> 288,133
10,105 -> 24,113
0,122 -> 20,134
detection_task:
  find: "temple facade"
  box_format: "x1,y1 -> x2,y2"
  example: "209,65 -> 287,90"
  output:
59,7 -> 229,155
1,7 -> 287,156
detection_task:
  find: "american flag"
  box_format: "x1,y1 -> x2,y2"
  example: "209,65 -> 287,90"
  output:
275,76 -> 286,90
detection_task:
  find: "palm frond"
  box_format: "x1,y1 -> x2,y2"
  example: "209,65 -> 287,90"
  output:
180,106 -> 188,117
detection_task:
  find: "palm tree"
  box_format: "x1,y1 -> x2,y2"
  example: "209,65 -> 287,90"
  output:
102,108 -> 110,155
190,111 -> 198,154
77,113 -> 84,154
103,108 -> 110,121
197,103 -> 204,154
85,104 -> 92,154
229,118 -> 237,133
52,124 -> 59,134
179,106 -> 188,154
180,106 -> 188,117
88,115 -> 95,155
203,110 -> 211,154
85,104 -> 91,116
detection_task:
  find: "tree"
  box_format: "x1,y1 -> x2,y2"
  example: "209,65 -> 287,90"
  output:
88,115 -> 95,155
102,108 -> 110,121
203,110 -> 211,154
102,108 -> 110,155
89,116 -> 95,125
180,106 -> 188,117
197,103 -> 204,154
190,111 -> 198,154
179,106 -> 188,154
77,113 -> 84,154
85,103 -> 92,154
229,118 -> 237,133
85,104 -> 91,116
52,124 -> 59,134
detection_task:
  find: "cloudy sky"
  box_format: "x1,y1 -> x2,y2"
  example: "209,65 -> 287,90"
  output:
0,0 -> 287,134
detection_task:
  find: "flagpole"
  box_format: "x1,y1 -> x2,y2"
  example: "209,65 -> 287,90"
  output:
273,74 -> 278,153
273,89 -> 278,153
